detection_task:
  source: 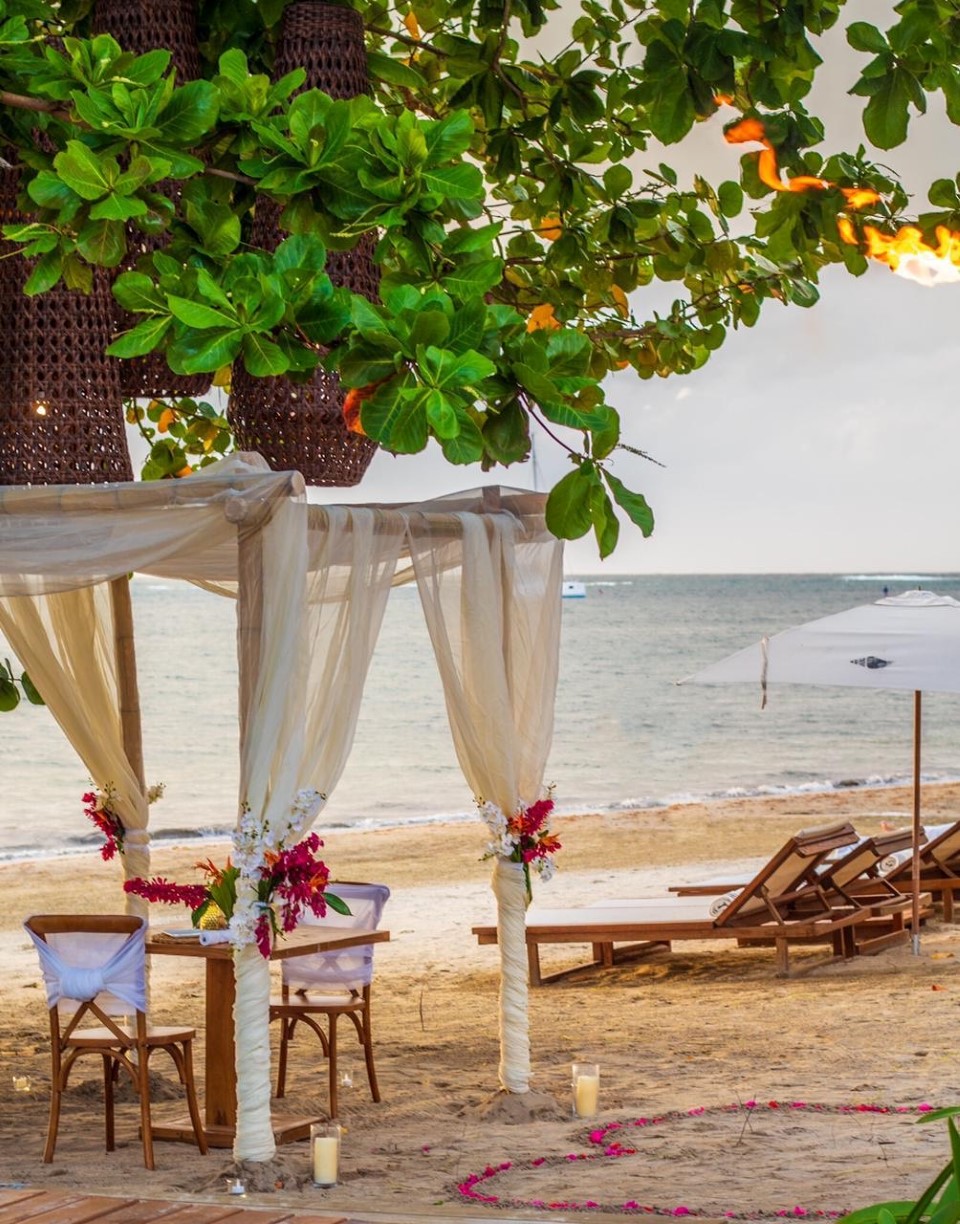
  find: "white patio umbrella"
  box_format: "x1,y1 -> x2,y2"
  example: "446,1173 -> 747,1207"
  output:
680,589 -> 960,954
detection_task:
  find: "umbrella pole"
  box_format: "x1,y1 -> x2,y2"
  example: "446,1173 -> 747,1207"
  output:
912,690 -> 922,955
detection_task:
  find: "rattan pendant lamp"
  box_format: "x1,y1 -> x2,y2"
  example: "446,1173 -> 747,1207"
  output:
227,2 -> 379,486
91,0 -> 211,400
0,160 -> 133,485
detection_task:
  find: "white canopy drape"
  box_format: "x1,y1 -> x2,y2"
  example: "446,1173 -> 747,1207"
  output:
0,455 -> 562,1160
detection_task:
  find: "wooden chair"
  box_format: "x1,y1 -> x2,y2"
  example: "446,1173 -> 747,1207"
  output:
473,823 -> 907,983
24,914 -> 207,1169
270,882 -> 390,1118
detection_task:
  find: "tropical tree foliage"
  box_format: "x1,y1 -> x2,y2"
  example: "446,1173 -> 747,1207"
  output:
0,0 -> 950,554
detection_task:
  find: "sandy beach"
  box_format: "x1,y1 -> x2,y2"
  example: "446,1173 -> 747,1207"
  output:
4,784 -> 960,1220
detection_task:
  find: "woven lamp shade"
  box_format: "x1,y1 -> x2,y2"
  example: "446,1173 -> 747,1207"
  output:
228,2 -> 379,486
0,164 -> 133,485
92,0 -> 210,400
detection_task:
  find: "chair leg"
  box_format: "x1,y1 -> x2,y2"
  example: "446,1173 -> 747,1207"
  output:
328,1015 -> 339,1118
136,1047 -> 155,1171
180,1040 -> 208,1156
276,1017 -> 292,1099
359,1002 -> 380,1103
43,1079 -> 62,1164
103,1054 -> 115,1152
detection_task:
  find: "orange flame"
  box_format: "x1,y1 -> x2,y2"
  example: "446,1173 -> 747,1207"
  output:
838,217 -> 960,286
722,116 -> 960,286
723,118 -> 878,205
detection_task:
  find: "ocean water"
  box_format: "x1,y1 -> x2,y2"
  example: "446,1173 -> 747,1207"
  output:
3,571 -> 960,861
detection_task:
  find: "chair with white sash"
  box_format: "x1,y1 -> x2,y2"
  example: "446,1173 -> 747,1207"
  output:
24,913 -> 206,1169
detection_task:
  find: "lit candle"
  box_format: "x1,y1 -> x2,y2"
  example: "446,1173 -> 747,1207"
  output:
312,1124 -> 340,1186
574,1072 -> 599,1117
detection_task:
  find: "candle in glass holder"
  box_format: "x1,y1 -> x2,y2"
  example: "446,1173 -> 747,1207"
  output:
12,1075 -> 30,1093
311,1121 -> 340,1186
572,1062 -> 599,1118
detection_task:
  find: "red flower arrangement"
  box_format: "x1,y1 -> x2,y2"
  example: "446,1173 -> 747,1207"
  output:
83,788 -> 125,860
123,833 -> 348,957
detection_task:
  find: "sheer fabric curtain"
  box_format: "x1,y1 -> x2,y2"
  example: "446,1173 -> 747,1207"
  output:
233,502 -> 403,1162
0,585 -> 152,904
408,510 -> 563,1092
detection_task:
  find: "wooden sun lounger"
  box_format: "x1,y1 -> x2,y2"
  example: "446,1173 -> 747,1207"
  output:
882,820 -> 960,921
473,822 -> 906,984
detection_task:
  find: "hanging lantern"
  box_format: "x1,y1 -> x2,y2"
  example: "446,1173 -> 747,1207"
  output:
91,0 -> 211,400
0,162 -> 133,485
228,2 -> 379,486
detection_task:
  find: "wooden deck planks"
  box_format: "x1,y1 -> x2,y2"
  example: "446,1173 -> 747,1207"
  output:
0,1190 -> 346,1224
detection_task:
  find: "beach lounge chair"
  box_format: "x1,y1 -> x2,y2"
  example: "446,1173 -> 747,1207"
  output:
24,914 -> 206,1169
472,823 -> 907,984
270,881 -> 390,1118
880,820 -> 960,920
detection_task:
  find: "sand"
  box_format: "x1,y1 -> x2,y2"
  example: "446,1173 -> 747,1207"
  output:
3,784 -> 960,1221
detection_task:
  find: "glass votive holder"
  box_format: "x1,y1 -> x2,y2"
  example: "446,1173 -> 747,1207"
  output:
12,1075 -> 31,1093
311,1121 -> 341,1187
571,1062 -> 600,1118
225,1177 -> 246,1196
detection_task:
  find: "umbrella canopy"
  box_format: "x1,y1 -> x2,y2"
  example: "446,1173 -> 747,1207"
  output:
681,589 -> 960,954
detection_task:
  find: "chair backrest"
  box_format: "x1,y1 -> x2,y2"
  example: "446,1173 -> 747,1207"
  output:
714,823 -> 858,926
24,914 -> 147,1021
282,882 -> 390,993
820,827 -> 916,893
920,820 -> 960,869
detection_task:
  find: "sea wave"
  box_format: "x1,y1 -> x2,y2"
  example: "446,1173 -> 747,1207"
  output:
9,771 -> 954,866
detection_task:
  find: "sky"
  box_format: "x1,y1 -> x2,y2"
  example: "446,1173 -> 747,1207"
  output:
304,1 -> 960,576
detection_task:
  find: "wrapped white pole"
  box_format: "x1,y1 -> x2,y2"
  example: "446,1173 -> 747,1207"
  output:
233,942 -> 276,1161
493,857 -> 530,1093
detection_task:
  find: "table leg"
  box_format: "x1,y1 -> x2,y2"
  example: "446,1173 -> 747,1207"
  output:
203,956 -> 237,1135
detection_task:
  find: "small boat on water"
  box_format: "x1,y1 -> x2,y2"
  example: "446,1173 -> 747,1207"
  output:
562,581 -> 587,599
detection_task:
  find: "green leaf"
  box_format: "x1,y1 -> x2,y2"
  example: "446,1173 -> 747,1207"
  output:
862,68 -> 914,149
717,180 -> 743,217
54,141 -> 111,201
367,49 -> 427,88
363,385 -> 429,453
440,259 -> 503,298
89,194 -> 148,221
21,672 -> 44,706
423,388 -> 460,438
439,414 -> 485,463
604,471 -> 654,537
424,111 -> 474,164
167,294 -> 238,330
590,485 -> 620,559
603,164 -> 633,197
545,466 -> 597,540
0,678 -> 19,712
107,315 -> 171,358
241,332 -> 289,377
168,328 -> 243,373
323,891 -> 352,917
76,218 -> 126,267
847,22 -> 888,54
156,80 -> 219,145
24,252 -> 63,295
421,164 -> 483,200
113,271 -> 166,314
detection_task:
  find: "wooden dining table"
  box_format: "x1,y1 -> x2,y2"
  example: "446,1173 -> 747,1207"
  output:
147,925 -> 390,1148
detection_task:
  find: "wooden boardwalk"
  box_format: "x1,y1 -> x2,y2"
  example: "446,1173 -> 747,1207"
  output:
0,1187 -> 347,1223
